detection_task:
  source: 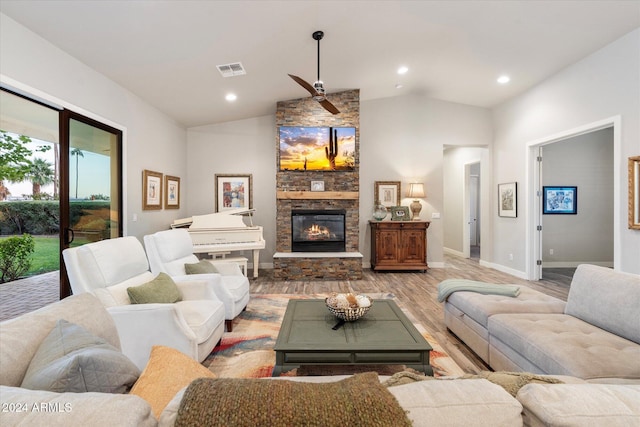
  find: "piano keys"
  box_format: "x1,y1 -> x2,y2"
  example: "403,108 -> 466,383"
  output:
171,208 -> 265,278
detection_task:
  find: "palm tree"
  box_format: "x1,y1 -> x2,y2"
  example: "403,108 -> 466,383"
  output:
27,157 -> 54,196
53,143 -> 59,199
71,148 -> 84,199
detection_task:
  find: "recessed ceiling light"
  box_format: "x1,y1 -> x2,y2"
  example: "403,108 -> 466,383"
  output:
397,66 -> 409,75
395,83 -> 403,89
225,93 -> 237,101
497,75 -> 510,84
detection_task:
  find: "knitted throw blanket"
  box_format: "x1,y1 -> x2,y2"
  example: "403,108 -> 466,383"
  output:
459,371 -> 564,396
174,372 -> 412,427
437,279 -> 521,302
382,369 -> 564,397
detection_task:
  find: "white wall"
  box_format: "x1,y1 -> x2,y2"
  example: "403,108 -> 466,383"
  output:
360,95 -> 492,267
492,28 -> 640,274
542,128 -> 614,267
186,115 -> 277,265
0,13 -> 188,239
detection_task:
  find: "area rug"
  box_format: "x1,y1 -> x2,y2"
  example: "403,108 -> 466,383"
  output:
202,294 -> 464,378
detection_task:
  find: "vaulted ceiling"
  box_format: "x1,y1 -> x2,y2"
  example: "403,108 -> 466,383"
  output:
2,1 -> 638,127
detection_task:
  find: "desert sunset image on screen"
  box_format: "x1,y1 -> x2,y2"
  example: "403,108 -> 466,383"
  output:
279,126 -> 356,171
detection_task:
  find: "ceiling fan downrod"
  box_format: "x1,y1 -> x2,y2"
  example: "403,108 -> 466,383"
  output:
312,30 -> 325,100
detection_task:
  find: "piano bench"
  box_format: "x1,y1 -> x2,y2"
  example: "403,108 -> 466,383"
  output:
208,256 -> 249,277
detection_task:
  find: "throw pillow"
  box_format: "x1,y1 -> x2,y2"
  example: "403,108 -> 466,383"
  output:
130,345 -> 216,418
127,272 -> 182,304
184,260 -> 219,275
21,319 -> 140,393
175,372 -> 412,427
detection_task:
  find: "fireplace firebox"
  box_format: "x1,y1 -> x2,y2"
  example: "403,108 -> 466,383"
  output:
291,209 -> 346,252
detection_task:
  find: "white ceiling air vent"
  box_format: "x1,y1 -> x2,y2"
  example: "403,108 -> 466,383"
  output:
217,62 -> 246,77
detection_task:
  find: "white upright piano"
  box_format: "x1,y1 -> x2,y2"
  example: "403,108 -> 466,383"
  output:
171,208 -> 265,278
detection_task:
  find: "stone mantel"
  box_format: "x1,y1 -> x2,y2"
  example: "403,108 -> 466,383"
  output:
276,191 -> 359,200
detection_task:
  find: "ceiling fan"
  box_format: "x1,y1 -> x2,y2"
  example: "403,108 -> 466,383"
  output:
288,30 -> 340,115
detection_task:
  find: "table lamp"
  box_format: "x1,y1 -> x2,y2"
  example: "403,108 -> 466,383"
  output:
408,183 -> 425,220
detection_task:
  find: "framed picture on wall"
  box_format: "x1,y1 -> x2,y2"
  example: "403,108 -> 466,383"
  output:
543,186 -> 577,214
164,175 -> 180,209
142,169 -> 163,210
374,181 -> 401,208
215,174 -> 253,212
498,182 -> 517,218
311,180 -> 325,191
629,156 -> 640,230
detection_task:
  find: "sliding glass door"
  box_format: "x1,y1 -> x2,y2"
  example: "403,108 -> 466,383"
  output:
1,88 -> 122,298
60,113 -> 122,296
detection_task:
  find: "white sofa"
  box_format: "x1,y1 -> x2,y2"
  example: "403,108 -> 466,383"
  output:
1,293 -> 639,427
62,236 -> 225,369
444,264 -> 640,382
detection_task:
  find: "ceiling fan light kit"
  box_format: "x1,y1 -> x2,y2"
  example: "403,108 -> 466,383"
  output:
288,30 -> 340,115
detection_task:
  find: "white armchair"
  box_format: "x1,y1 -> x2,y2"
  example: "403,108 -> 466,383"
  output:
143,229 -> 250,332
62,236 -> 225,370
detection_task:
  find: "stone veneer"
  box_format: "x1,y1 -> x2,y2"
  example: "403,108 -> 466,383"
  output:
274,89 -> 362,280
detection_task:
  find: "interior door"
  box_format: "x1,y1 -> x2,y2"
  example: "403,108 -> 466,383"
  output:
469,175 -> 479,246
60,112 -> 122,297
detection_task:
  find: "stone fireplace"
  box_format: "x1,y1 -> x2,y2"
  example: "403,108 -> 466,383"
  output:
291,209 -> 346,252
273,89 -> 362,280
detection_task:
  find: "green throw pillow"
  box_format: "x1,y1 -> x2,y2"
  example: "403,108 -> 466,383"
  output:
127,272 -> 182,304
184,259 -> 219,275
21,319 -> 140,393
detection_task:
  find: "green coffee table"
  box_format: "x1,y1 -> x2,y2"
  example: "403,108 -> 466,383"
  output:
272,299 -> 433,376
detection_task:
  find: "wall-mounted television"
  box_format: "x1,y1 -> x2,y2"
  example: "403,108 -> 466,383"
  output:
279,126 -> 356,171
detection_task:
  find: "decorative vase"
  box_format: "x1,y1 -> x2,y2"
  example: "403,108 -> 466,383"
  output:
372,203 -> 387,221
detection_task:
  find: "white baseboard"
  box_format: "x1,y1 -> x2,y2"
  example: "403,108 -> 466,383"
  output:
480,260 -> 528,280
542,261 -> 614,268
443,247 -> 465,257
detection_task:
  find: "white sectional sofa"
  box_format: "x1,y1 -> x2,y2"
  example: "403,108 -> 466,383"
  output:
443,264 -> 640,383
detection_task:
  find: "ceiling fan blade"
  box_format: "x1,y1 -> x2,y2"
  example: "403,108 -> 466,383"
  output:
319,99 -> 340,115
288,74 -> 317,96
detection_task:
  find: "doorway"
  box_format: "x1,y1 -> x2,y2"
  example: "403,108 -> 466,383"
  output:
539,128 -> 614,284
526,117 -> 620,280
443,146 -> 487,260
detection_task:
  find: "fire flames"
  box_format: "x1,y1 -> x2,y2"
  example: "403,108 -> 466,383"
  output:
304,223 -> 332,240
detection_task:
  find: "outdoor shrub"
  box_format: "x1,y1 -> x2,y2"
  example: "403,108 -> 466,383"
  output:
0,233 -> 35,283
0,200 -> 110,235
0,201 -> 59,235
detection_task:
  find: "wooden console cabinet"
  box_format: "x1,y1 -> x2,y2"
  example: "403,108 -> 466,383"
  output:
369,220 -> 430,271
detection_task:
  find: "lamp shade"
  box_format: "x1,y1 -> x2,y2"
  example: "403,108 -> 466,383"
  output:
408,183 -> 425,199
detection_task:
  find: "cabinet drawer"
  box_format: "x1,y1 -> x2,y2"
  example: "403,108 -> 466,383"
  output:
373,221 -> 426,229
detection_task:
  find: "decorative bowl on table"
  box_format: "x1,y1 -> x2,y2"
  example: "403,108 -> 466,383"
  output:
325,293 -> 373,321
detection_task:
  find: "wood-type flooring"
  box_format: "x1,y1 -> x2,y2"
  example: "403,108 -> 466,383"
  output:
250,254 -> 570,374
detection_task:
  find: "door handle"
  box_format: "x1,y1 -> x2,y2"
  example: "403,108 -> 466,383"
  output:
66,228 -> 75,245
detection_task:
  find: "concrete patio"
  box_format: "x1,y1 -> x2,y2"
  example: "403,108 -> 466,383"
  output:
0,271 -> 60,322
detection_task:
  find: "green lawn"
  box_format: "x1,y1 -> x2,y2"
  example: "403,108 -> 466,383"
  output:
27,236 -> 60,276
